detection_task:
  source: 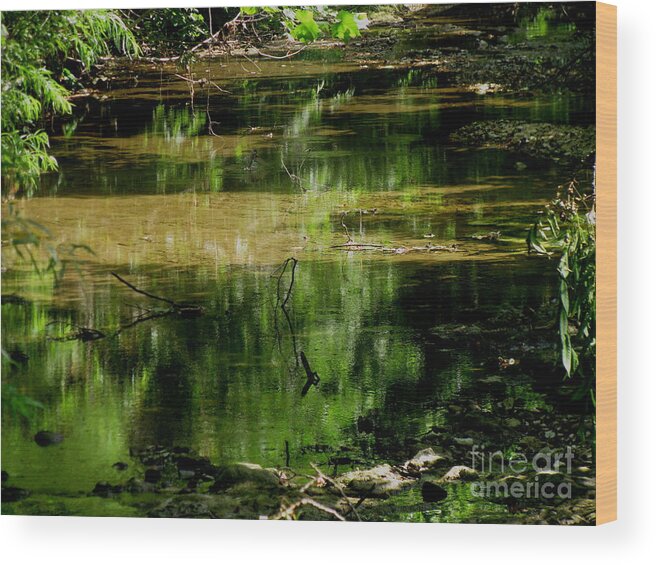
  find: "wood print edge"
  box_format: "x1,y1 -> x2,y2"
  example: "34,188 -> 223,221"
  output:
595,1 -> 617,526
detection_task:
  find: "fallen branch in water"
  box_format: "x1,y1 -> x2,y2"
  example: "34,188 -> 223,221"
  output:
271,257 -> 300,368
330,240 -> 461,254
47,308 -> 172,342
47,321 -> 106,342
254,46 -> 308,60
271,462 -> 358,521
172,74 -> 232,94
281,156 -> 306,192
332,242 -> 462,253
330,242 -> 386,250
270,496 -> 346,521
331,213 -> 462,254
309,463 -> 361,521
47,274 -> 203,342
340,211 -> 353,243
471,230 -> 501,241
111,272 -> 203,316
299,350 -> 320,397
114,308 -> 173,333
387,243 -> 462,254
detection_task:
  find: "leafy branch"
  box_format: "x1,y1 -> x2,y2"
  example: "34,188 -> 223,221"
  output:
527,172 -> 596,402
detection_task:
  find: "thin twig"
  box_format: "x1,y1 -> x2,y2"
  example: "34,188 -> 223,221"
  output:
111,272 -> 181,307
271,497 -> 346,521
310,463 -> 361,521
280,257 -> 297,312
255,46 -> 308,59
340,212 -> 354,243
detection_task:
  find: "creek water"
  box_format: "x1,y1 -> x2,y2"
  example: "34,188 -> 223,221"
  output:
2,40 -> 594,519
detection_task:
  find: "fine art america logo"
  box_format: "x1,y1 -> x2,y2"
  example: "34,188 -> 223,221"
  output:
469,445 -> 575,500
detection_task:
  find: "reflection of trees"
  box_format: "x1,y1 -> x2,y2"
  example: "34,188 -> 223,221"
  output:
3,250 -> 555,475
42,64 -> 584,197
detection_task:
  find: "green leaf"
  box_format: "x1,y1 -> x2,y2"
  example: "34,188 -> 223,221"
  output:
331,11 -> 362,42
291,10 -> 322,43
526,224 -> 548,254
560,280 -> 569,314
561,331 -> 573,376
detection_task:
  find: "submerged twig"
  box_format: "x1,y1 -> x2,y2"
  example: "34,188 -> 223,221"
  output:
111,272 -> 179,307
332,214 -> 461,254
280,257 -> 297,312
110,272 -> 202,316
47,321 -> 106,342
281,155 -> 306,192
340,212 -> 353,243
299,351 -> 320,397
46,272 -> 205,341
271,257 -> 300,366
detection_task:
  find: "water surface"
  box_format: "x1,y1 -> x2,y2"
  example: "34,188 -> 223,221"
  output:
2,50 -> 591,519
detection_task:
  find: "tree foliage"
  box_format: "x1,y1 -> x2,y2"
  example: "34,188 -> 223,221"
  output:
239,6 -> 368,44
128,8 -> 207,53
1,10 -> 139,195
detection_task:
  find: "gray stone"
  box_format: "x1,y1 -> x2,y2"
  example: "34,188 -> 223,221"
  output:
442,465 -> 479,482
144,468 -> 162,483
403,448 -> 445,473
453,437 -> 474,447
338,464 -> 412,498
210,463 -> 280,492
125,477 -> 155,493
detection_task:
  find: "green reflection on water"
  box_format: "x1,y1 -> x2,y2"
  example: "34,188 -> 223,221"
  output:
2,49 -> 586,520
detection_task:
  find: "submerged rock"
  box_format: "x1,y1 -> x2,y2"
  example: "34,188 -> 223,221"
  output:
2,486 -> 30,502
421,481 -> 448,503
1,470 -> 8,482
112,461 -> 128,471
148,491 -> 277,520
442,465 -> 479,482
34,430 -> 64,447
451,120 -> 595,164
92,481 -> 123,497
144,468 -> 162,484
174,455 -> 215,478
124,477 -> 155,494
210,463 -> 280,493
338,464 -> 412,498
